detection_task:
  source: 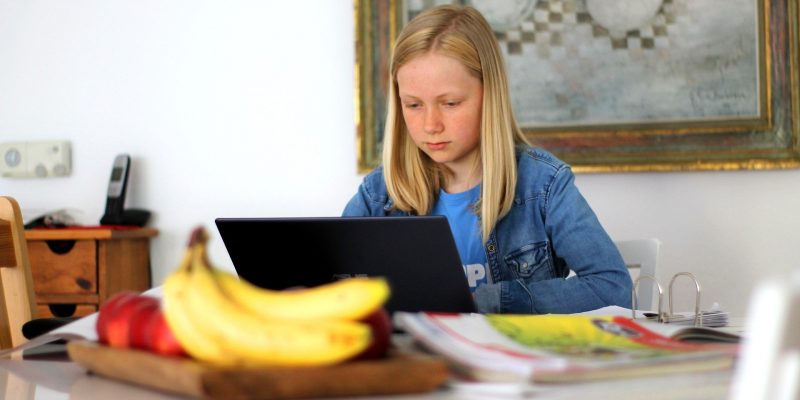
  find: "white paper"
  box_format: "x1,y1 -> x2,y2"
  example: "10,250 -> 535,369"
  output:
0,287 -> 164,358
575,305 -> 650,319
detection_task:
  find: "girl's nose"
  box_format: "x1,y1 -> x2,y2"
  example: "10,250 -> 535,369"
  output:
423,108 -> 443,134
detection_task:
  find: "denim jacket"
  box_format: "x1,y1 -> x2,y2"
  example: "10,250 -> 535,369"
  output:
343,145 -> 632,314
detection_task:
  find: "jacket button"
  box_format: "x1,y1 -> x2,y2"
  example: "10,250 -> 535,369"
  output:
487,244 -> 496,253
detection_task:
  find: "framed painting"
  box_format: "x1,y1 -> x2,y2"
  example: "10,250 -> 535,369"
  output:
355,0 -> 800,173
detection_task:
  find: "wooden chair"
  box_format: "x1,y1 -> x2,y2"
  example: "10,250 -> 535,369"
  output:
0,196 -> 37,349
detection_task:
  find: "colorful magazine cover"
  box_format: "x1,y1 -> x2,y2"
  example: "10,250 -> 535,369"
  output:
394,312 -> 738,383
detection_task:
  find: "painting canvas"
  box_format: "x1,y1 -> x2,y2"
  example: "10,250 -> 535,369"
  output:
355,0 -> 800,172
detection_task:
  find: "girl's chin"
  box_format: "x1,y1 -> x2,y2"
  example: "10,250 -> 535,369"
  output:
425,153 -> 461,166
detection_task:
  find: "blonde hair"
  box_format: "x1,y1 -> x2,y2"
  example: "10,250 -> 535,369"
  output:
382,5 -> 529,242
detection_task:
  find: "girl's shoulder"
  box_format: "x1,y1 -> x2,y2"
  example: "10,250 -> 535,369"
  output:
515,145 -> 570,175
360,166 -> 391,203
362,165 -> 385,182
513,145 -> 576,197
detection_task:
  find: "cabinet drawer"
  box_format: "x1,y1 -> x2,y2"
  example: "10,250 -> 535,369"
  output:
28,239 -> 98,295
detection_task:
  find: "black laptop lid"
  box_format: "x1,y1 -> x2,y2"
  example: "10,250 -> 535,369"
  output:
214,216 -> 477,314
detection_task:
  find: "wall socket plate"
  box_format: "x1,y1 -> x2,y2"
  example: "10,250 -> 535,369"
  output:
0,140 -> 72,178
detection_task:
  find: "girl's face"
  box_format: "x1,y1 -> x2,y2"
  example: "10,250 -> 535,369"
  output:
396,51 -> 483,174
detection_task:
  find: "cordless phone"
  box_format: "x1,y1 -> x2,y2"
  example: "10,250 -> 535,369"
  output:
101,154 -> 130,223
100,154 -> 150,226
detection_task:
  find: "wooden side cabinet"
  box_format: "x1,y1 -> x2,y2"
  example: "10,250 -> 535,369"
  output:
24,228 -> 157,318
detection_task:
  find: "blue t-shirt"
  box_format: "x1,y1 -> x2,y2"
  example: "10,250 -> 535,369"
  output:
431,185 -> 490,292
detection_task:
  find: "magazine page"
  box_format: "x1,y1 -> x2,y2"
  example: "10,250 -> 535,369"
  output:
637,321 -> 741,343
0,314 -> 96,358
578,305 -> 740,343
395,312 -> 566,381
395,312 -> 738,383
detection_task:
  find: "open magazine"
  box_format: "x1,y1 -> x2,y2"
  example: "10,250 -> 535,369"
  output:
394,312 -> 739,383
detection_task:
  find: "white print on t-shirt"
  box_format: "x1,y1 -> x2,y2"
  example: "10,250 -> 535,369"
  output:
463,263 -> 487,288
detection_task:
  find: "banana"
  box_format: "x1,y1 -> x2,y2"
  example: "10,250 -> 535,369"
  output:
162,250 -> 234,365
162,228 -> 373,367
184,235 -> 372,366
215,271 -> 390,321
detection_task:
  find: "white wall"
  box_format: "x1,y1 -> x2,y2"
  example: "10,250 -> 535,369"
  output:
2,1 -> 798,318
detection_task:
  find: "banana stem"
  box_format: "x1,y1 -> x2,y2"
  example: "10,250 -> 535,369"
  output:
186,226 -> 212,273
188,226 -> 208,247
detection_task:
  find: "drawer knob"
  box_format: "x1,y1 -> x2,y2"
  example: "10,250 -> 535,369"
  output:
75,277 -> 92,290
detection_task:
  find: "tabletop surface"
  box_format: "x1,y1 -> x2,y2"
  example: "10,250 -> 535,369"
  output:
0,339 -> 738,400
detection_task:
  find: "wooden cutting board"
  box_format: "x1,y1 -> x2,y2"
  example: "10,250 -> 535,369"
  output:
66,341 -> 450,399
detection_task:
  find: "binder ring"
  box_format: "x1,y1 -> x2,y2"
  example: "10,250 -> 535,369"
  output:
632,274 -> 664,322
668,272 -> 703,327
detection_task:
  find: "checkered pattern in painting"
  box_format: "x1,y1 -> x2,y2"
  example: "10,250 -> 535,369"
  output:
403,0 -> 686,59
501,0 -> 681,58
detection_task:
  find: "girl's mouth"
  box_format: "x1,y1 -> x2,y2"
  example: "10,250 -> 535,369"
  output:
426,142 -> 448,150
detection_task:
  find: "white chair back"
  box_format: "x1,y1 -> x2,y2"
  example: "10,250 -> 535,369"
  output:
615,238 -> 661,311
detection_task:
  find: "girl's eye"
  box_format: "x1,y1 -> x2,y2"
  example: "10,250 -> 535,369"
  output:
444,101 -> 460,107
404,103 -> 420,109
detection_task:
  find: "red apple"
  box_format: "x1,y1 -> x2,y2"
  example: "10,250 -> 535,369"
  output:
127,299 -> 160,350
142,308 -> 187,357
104,295 -> 159,348
353,308 -> 392,360
96,291 -> 139,344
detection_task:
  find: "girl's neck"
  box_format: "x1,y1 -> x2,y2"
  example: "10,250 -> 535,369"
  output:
440,146 -> 482,193
443,165 -> 481,194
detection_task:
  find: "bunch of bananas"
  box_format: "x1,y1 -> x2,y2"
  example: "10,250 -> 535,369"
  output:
162,227 -> 391,367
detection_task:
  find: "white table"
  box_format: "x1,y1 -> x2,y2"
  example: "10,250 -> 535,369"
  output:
0,341 -> 736,400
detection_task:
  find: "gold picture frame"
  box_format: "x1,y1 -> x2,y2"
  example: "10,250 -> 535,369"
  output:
355,0 -> 800,173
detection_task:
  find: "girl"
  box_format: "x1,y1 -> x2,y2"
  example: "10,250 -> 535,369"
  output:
344,5 -> 632,314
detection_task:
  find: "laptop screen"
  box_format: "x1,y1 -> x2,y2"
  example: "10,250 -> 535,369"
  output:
215,216 -> 477,314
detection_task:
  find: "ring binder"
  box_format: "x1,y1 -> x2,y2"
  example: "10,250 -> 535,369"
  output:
632,272 -> 706,327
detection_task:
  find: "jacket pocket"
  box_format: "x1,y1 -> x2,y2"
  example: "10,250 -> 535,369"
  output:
504,242 -> 553,280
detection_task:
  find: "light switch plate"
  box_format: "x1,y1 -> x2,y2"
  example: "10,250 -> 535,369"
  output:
0,140 -> 72,178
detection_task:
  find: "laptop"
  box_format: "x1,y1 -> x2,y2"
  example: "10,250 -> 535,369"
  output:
214,216 -> 477,314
